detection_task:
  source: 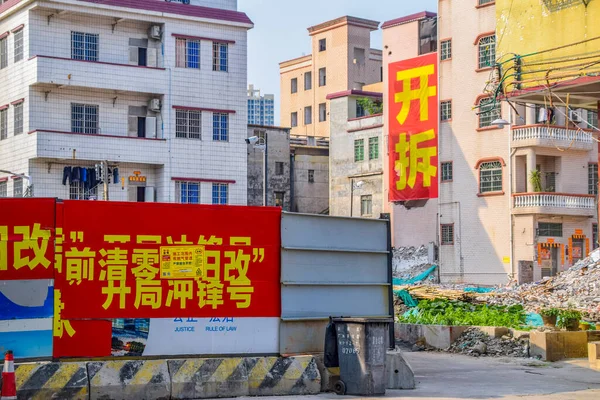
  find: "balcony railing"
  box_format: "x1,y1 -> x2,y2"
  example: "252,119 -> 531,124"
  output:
511,125 -> 594,148
513,193 -> 595,210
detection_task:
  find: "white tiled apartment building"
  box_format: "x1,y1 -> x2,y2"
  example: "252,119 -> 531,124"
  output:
0,0 -> 252,204
247,84 -> 274,126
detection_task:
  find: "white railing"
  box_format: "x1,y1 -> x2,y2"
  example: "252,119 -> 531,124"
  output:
512,125 -> 594,144
513,193 -> 596,209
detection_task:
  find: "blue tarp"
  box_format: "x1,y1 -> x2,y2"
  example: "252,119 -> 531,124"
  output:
526,313 -> 543,327
395,289 -> 418,307
393,265 -> 438,286
464,287 -> 495,294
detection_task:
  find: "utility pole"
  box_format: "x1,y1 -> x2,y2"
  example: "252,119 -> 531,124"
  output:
103,160 -> 109,201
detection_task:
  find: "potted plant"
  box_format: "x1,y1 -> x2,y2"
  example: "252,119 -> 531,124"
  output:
579,321 -> 591,331
530,170 -> 543,192
557,309 -> 582,331
540,308 -> 559,327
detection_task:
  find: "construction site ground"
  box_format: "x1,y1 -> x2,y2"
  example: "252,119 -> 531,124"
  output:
228,348 -> 600,400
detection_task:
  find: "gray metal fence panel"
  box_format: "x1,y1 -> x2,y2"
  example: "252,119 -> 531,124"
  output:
280,212 -> 392,354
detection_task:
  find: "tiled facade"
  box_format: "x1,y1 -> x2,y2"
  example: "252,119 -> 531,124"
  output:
0,0 -> 252,204
279,16 -> 383,138
247,84 -> 274,126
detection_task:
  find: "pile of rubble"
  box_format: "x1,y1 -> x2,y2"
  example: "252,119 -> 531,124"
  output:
486,249 -> 600,321
447,328 -> 529,358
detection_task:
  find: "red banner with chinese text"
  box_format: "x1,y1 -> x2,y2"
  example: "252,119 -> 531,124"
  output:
388,53 -> 439,201
0,198 -> 56,280
54,201 -> 281,319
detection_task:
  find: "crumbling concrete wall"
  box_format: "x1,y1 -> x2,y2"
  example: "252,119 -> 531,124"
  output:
292,147 -> 329,214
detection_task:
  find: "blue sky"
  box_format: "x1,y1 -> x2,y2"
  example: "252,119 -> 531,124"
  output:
239,0 -> 438,121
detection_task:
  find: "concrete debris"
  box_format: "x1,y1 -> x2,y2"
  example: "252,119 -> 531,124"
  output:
392,246 -> 436,282
486,248 -> 600,321
447,328 -> 529,358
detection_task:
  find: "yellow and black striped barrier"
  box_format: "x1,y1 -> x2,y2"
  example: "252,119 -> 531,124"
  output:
14,362 -> 88,400
88,360 -> 170,399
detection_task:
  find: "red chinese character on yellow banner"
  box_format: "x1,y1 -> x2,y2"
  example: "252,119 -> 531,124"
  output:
388,53 -> 439,201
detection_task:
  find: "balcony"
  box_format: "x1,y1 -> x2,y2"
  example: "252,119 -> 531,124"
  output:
30,56 -> 168,95
512,193 -> 596,217
511,125 -> 594,151
31,130 -> 168,165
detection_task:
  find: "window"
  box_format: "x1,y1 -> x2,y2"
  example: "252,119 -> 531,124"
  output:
441,224 -> 454,245
13,28 -> 23,63
588,110 -> 598,129
13,102 -> 23,135
291,112 -> 298,127
479,160 -> 503,193
212,113 -> 228,141
304,72 -> 312,90
418,17 -> 437,55
0,181 -> 6,197
308,169 -> 314,183
0,108 -> 6,140
304,106 -> 312,125
255,130 -> 266,145
478,97 -> 501,128
538,222 -> 562,237
0,37 -> 7,69
441,162 -> 453,182
275,162 -> 284,176
176,181 -> 200,204
441,100 -> 452,121
589,163 -> 598,195
212,183 -> 228,205
319,38 -> 326,52
319,103 -> 326,122
71,103 -> 99,134
274,191 -> 285,207
319,67 -> 326,87
13,177 -> 23,198
175,110 -> 201,139
353,47 -> 365,65
69,181 -> 97,200
176,38 -> 200,69
212,42 -> 228,72
369,137 -> 379,160
356,101 -> 366,118
478,0 -> 495,5
354,139 -> 364,162
441,39 -> 451,61
594,224 -> 599,250
361,195 -> 372,216
291,78 -> 298,94
71,32 -> 99,61
478,35 -> 496,70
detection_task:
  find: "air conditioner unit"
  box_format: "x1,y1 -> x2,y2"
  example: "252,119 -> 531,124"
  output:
569,108 -> 583,123
148,98 -> 161,112
148,25 -> 162,40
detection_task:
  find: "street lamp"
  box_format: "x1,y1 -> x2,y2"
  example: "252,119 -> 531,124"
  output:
246,135 -> 268,206
350,179 -> 364,217
0,169 -> 33,197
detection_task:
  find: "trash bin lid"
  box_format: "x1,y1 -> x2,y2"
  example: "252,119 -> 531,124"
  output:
331,317 -> 394,324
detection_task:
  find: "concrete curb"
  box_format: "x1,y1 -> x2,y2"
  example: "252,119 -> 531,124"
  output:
2,356 -> 321,400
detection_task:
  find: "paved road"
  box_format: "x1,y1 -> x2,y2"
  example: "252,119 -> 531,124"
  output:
237,350 -> 600,400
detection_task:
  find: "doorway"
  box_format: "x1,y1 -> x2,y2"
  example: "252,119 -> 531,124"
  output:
572,239 -> 584,264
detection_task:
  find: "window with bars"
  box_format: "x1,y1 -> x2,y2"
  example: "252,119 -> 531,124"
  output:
0,181 -> 6,197
71,103 -> 99,134
274,191 -> 285,207
0,108 -> 7,140
361,195 -> 372,216
176,38 -> 200,69
13,28 -> 23,62
275,162 -> 284,176
478,0 -> 495,5
589,163 -> 598,195
479,161 -> 503,193
304,106 -> 312,125
369,137 -> 379,160
0,37 -> 7,69
308,169 -> 314,183
538,222 -> 562,237
354,139 -> 364,162
13,177 -> 23,198
478,35 -> 496,70
478,98 -> 501,128
441,39 -> 451,61
212,183 -> 228,205
13,102 -> 23,135
441,162 -> 453,182
175,110 -> 201,139
175,181 -> 200,204
212,113 -> 228,141
594,224 -> 599,249
441,224 -> 454,245
588,110 -> 598,129
212,42 -> 228,72
71,32 -> 98,61
69,181 -> 97,200
441,100 -> 452,121
291,112 -> 298,127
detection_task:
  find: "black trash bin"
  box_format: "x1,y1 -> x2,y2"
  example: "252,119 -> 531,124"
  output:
330,317 -> 392,396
